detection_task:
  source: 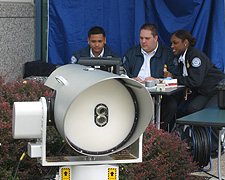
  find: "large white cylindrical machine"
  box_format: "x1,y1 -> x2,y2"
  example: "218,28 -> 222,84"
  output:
44,64 -> 153,156
13,64 -> 153,163
12,64 -> 154,179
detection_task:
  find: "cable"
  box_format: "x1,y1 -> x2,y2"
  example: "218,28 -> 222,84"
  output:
203,127 -> 210,166
44,140 -> 67,179
184,126 -> 211,168
184,126 -> 195,161
13,152 -> 26,180
193,126 -> 210,168
178,125 -> 223,179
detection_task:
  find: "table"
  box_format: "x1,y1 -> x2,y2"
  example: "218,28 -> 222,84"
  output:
146,85 -> 185,129
176,106 -> 225,180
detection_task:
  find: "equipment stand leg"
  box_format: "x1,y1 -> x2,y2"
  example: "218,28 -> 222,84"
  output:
155,95 -> 161,130
218,129 -> 222,180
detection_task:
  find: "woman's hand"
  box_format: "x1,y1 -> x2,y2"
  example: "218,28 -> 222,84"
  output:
184,88 -> 192,100
164,71 -> 173,78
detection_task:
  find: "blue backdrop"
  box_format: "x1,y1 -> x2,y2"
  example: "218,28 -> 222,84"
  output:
48,0 -> 225,72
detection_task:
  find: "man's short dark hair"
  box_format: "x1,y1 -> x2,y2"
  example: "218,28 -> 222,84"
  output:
88,26 -> 105,38
140,23 -> 158,37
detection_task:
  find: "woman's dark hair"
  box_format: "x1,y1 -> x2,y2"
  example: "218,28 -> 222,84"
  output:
172,29 -> 197,47
88,26 -> 105,38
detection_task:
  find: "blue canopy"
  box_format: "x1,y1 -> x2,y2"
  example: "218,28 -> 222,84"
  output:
48,0 -> 225,71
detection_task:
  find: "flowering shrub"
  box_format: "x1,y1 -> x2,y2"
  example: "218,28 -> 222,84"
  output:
0,74 -> 58,179
119,123 -> 198,180
0,74 -> 197,179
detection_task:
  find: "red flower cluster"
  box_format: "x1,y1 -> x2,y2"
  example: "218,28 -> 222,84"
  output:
0,75 -> 54,179
119,123 -> 198,180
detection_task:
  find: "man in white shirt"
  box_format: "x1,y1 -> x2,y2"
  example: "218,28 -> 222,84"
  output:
123,23 -> 179,131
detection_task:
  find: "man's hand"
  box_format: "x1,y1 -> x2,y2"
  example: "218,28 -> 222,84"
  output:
132,77 -> 143,83
132,76 -> 157,84
144,76 -> 156,82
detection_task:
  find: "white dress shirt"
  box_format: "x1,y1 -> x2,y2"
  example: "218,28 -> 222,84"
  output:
90,48 -> 104,57
138,42 -> 158,80
90,48 -> 104,69
179,48 -> 188,77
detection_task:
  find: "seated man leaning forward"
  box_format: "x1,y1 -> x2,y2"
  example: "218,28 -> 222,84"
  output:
70,26 -> 121,64
123,22 -> 179,131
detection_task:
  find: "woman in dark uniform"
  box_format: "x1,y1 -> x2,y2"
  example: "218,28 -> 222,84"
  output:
165,29 -> 225,116
165,29 -> 225,154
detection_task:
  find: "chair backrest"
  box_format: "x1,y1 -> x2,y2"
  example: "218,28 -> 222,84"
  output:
23,60 -> 56,78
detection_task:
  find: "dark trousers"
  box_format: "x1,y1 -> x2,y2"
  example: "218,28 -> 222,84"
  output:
160,95 -> 177,131
186,93 -> 217,114
175,90 -> 217,118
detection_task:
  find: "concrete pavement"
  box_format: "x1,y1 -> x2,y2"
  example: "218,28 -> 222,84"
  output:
191,153 -> 225,179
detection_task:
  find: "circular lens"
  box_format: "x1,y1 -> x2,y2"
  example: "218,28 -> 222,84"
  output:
96,104 -> 108,115
96,115 -> 107,127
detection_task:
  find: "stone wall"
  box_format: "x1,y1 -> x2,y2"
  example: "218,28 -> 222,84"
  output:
0,2 -> 35,81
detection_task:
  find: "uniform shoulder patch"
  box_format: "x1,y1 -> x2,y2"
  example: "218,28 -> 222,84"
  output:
71,55 -> 77,64
173,57 -> 179,66
191,57 -> 201,67
122,56 -> 126,63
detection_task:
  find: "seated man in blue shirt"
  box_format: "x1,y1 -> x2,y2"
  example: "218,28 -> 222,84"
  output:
70,26 -> 121,64
123,23 -> 179,131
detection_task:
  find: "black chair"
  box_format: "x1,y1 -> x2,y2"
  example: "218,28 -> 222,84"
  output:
23,60 -> 56,78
